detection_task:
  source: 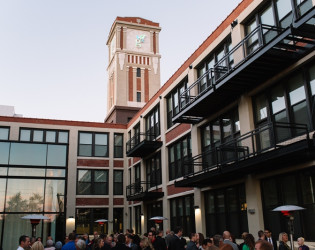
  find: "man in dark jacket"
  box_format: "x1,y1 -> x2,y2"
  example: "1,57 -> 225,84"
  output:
153,230 -> 167,250
186,233 -> 198,250
168,227 -> 185,250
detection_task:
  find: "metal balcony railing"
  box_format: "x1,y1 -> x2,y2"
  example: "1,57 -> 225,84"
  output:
183,122 -> 310,178
179,24 -> 285,111
126,181 -> 161,199
126,132 -> 157,154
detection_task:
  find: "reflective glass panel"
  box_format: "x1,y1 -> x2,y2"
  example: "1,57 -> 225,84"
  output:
271,85 -> 286,114
80,133 -> 92,144
8,168 -> 45,177
212,120 -> 221,145
46,131 -> 56,143
44,179 -> 65,212
277,0 -> 292,26
95,134 -> 107,145
58,131 -> 68,143
0,167 -> 7,176
114,134 -> 123,146
222,118 -> 232,138
255,94 -> 268,121
47,145 -> 67,167
95,170 -> 108,182
9,143 -> 47,166
6,179 -> 44,212
260,5 -> 275,26
33,130 -> 44,142
288,73 -> 305,105
46,169 -> 66,177
20,129 -> 31,141
79,145 -> 92,156
0,179 -> 6,212
94,145 -> 107,157
0,142 -> 10,164
0,127 -> 9,140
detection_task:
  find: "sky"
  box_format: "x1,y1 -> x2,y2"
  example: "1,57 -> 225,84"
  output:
0,0 -> 241,122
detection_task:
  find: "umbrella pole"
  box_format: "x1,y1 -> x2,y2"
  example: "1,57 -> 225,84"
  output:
288,216 -> 294,250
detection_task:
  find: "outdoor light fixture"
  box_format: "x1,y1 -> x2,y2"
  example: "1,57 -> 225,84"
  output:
21,214 -> 50,238
273,205 -> 305,250
231,19 -> 238,29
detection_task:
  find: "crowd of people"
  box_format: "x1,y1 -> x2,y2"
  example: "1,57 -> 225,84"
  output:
17,228 -> 310,250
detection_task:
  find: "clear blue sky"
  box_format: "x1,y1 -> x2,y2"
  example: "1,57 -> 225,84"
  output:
0,0 -> 241,122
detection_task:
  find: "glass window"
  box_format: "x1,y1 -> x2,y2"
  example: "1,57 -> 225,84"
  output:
46,131 -> 56,143
136,68 -> 141,77
146,152 -> 162,187
137,92 -> 141,102
0,179 -> 7,212
78,132 -> 109,157
46,169 -> 66,178
0,142 -> 10,165
271,85 -> 286,114
47,145 -> 67,167
9,143 -> 47,166
0,127 -> 9,140
8,168 -> 45,177
113,208 -> 124,233
20,129 -> 31,141
114,133 -> 123,158
77,169 -> 108,195
58,132 -> 68,143
33,130 -> 44,142
146,106 -> 160,139
76,208 -> 108,235
44,180 -> 65,212
114,171 -> 123,195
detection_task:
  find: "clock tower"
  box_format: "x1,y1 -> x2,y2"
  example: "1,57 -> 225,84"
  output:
104,17 -> 161,123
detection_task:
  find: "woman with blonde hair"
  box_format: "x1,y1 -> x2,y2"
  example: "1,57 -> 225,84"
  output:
32,241 -> 44,250
278,233 -> 290,250
140,237 -> 154,250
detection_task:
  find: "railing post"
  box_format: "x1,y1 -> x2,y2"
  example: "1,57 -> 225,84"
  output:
290,0 -> 298,21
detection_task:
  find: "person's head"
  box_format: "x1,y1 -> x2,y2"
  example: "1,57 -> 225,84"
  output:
264,230 -> 272,239
189,233 -> 197,242
36,237 -> 42,242
65,236 -> 69,243
76,239 -> 86,250
117,233 -> 126,244
242,232 -> 248,240
157,230 -> 163,237
223,231 -> 231,241
213,234 -> 221,247
140,237 -> 152,249
255,241 -> 273,250
166,229 -> 171,235
126,234 -> 133,244
148,231 -> 155,242
46,239 -> 54,247
32,241 -> 44,250
19,235 -> 31,248
202,239 -> 211,249
83,233 -> 89,240
297,237 -> 305,246
150,227 -> 156,232
244,234 -> 255,250
198,233 -> 205,245
106,235 -> 113,244
47,235 -> 53,241
94,231 -> 99,239
174,227 -> 183,237
258,231 -> 265,239
279,232 -> 288,243
69,232 -> 76,241
55,241 -> 63,250
95,238 -> 105,248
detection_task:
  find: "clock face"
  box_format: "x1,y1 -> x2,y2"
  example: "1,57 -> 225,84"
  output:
126,29 -> 150,52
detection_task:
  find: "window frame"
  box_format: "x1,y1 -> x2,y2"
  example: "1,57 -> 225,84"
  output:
19,128 -> 69,144
78,131 -> 109,157
114,133 -> 124,158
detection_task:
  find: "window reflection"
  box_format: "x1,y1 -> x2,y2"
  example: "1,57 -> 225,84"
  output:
6,179 -> 44,212
47,145 -> 67,167
0,127 -> 9,140
9,143 -> 47,166
0,142 -> 10,165
45,180 -> 65,212
46,169 -> 66,178
8,168 -> 45,177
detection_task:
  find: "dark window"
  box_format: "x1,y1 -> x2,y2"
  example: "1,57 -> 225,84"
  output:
76,208 -> 108,235
77,169 -> 108,195
0,127 -> 9,140
146,152 -> 161,188
166,77 -> 188,128
147,201 -> 163,230
196,37 -> 232,91
136,68 -> 141,77
146,105 -> 160,140
113,208 -> 124,233
137,92 -> 141,102
204,184 -> 248,238
114,133 -> 123,158
78,132 -> 109,157
113,170 -> 123,195
134,205 -> 142,234
169,134 -> 192,180
261,168 -> 315,241
253,61 -> 315,133
170,195 -> 195,236
19,128 -> 68,144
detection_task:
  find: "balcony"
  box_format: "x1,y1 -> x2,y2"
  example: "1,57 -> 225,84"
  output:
126,132 -> 162,157
173,6 -> 315,124
175,122 -> 314,187
126,181 -> 164,201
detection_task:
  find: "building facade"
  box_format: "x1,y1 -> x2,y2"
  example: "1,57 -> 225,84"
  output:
1,1 -> 315,249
